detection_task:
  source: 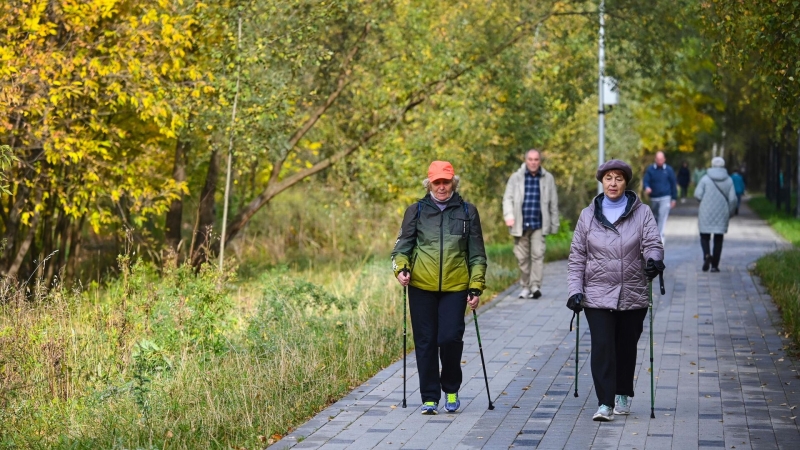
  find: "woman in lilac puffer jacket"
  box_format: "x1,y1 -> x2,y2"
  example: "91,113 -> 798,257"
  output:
566,159 -> 664,422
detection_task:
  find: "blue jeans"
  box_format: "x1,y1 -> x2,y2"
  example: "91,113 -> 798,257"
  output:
650,196 -> 672,242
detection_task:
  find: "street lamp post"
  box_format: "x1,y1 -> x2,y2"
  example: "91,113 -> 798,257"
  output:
597,0 -> 605,194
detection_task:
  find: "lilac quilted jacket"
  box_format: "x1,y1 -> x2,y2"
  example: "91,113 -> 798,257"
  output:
567,191 -> 664,310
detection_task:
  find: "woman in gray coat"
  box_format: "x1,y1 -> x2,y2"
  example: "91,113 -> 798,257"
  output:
566,160 -> 664,422
694,157 -> 737,272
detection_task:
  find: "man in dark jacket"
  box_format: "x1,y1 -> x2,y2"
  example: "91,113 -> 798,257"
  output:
677,161 -> 690,202
643,151 -> 677,244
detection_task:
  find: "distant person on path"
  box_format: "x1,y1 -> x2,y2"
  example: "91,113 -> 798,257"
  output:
392,161 -> 487,415
693,165 -> 707,187
694,157 -> 737,272
677,161 -> 691,202
642,151 -> 677,244
502,149 -> 560,299
566,159 -> 664,422
730,170 -> 746,215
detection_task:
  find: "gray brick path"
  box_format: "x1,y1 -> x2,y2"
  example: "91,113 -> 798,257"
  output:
272,201 -> 800,449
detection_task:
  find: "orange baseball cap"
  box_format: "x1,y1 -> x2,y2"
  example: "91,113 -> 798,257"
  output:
428,161 -> 455,181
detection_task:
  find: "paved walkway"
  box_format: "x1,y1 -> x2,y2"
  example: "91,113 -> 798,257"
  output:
272,201 -> 799,449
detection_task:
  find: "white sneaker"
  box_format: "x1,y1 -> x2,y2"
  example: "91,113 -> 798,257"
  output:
614,395 -> 630,415
519,288 -> 531,298
593,404 -> 614,421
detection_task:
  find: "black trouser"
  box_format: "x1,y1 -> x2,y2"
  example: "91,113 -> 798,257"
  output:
700,233 -> 724,268
679,184 -> 689,198
408,285 -> 467,404
583,307 -> 648,407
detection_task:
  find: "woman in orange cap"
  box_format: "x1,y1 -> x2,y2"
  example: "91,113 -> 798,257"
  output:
391,161 -> 488,414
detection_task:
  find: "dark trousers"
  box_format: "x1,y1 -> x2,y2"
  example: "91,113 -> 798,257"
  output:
408,285 -> 467,403
584,307 -> 648,407
679,184 -> 689,198
700,233 -> 724,268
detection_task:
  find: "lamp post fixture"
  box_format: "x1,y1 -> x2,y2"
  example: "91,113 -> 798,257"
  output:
597,0 -> 605,194
597,1 -> 619,193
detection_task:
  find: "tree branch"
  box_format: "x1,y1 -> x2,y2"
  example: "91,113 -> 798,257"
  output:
266,22 -> 371,188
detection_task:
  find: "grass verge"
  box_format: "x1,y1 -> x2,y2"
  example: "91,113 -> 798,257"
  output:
748,195 -> 800,245
749,195 -> 800,350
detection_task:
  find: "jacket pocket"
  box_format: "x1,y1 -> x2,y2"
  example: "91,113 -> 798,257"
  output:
449,217 -> 468,236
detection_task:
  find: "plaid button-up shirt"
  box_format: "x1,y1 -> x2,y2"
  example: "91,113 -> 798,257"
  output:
522,169 -> 542,231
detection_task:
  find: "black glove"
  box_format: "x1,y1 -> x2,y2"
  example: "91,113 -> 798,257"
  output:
644,258 -> 666,280
566,293 -> 583,313
468,288 -> 482,299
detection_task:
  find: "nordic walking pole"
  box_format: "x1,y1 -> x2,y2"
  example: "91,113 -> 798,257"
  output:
649,279 -> 655,419
402,265 -> 409,408
473,310 -> 495,410
574,312 -> 580,397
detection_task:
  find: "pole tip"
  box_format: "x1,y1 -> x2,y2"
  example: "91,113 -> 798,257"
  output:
574,392 -> 579,398
650,412 -> 655,419
488,404 -> 495,410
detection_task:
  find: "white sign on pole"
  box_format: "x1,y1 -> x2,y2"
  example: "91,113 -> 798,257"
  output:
603,76 -> 619,105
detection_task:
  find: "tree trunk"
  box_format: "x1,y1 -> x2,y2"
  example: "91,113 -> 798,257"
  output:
191,147 -> 220,268
66,214 -> 85,280
6,188 -> 44,279
1,163 -> 33,273
166,138 -> 189,254
46,209 -> 69,283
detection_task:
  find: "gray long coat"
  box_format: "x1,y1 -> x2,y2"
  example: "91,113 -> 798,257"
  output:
567,191 -> 664,310
694,168 -> 737,234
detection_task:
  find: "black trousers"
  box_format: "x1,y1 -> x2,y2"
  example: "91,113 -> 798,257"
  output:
700,233 -> 724,268
583,307 -> 648,407
408,285 -> 467,403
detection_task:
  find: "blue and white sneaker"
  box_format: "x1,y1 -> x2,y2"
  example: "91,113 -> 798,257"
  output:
445,393 -> 461,412
421,401 -> 438,415
614,395 -> 630,415
592,404 -> 614,421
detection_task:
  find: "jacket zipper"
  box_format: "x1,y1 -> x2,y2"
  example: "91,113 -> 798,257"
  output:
439,210 -> 444,292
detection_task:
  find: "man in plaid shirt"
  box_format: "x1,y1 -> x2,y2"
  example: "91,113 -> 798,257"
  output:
502,149 -> 560,299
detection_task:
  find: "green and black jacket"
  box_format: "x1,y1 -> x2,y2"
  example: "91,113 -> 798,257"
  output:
391,192 -> 487,294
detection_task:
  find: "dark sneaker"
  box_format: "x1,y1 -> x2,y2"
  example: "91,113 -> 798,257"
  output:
445,393 -> 460,413
421,401 -> 438,415
702,254 -> 711,272
593,404 -> 614,421
532,290 -> 542,299
614,395 -> 630,415
710,267 -> 720,273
